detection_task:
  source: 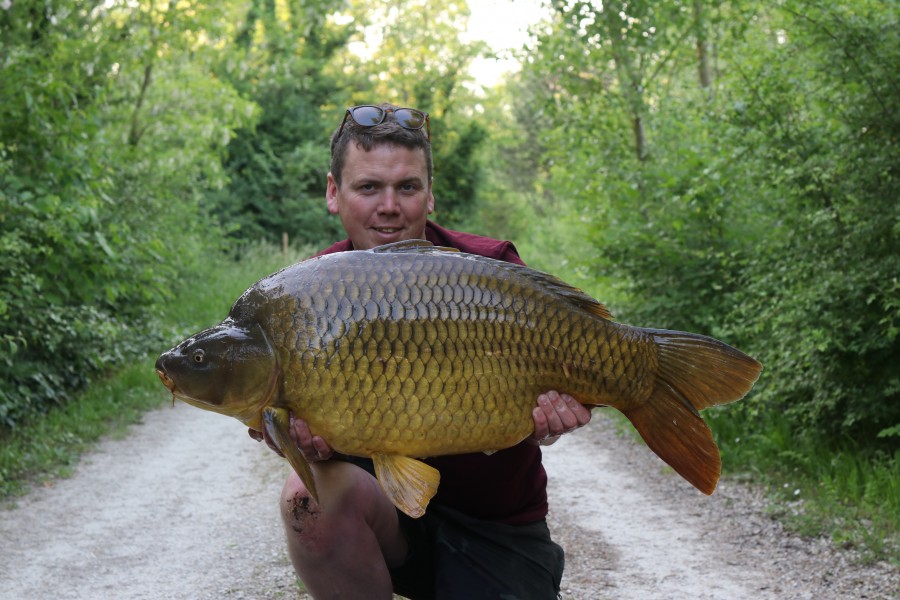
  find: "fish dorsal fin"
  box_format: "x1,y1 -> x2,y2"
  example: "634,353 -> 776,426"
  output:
372,240 -> 611,320
372,454 -> 440,519
372,240 -> 460,253
514,265 -> 615,321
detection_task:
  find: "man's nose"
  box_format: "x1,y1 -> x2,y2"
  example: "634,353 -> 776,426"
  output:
377,190 -> 400,213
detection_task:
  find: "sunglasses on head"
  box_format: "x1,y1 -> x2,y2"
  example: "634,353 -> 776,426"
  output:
338,105 -> 430,141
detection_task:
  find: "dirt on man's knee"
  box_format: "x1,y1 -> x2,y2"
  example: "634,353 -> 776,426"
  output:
286,494 -> 318,534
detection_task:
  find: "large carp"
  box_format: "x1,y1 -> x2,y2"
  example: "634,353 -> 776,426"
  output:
156,240 -> 761,518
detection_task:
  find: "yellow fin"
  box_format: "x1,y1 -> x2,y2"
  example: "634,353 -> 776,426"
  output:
263,407 -> 319,505
372,454 -> 440,519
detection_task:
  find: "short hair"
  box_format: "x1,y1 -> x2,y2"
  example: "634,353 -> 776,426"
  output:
329,102 -> 433,187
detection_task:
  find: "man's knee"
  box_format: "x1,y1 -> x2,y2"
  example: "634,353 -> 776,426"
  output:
279,463 -> 372,555
281,472 -> 321,537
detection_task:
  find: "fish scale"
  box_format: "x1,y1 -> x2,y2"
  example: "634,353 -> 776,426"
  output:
156,239 -> 762,518
281,250 -> 645,456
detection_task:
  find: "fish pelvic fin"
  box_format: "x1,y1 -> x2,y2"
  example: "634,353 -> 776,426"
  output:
372,454 -> 440,519
263,407 -> 319,506
624,330 -> 762,495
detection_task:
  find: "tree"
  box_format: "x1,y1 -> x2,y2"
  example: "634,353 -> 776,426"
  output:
333,0 -> 490,227
505,0 -> 899,444
720,0 -> 900,441
0,0 -> 253,426
207,0 -> 353,247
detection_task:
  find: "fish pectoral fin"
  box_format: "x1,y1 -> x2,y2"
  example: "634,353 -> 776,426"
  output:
262,407 -> 319,506
371,454 -> 440,519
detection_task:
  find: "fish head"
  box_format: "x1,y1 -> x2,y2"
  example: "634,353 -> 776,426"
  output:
155,319 -> 278,426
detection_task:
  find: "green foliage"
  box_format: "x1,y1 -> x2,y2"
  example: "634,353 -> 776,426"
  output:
207,0 -> 351,247
506,0 -> 899,558
0,1 -> 253,428
431,117 -> 488,226
0,243 -> 306,498
720,1 -> 900,441
512,0 -> 899,442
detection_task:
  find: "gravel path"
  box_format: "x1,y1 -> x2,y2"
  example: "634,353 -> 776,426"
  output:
1,403 -> 896,599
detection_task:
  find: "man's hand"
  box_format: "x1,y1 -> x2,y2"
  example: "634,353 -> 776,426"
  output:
530,390 -> 592,445
248,414 -> 334,462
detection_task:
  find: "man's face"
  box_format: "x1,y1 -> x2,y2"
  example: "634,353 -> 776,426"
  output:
327,143 -> 434,250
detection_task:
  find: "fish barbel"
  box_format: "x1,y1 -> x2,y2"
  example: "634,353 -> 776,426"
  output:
155,240 -> 762,518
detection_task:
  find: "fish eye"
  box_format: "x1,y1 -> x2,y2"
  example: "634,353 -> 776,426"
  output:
192,349 -> 205,363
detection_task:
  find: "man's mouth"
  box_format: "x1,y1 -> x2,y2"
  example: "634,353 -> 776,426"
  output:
373,227 -> 402,234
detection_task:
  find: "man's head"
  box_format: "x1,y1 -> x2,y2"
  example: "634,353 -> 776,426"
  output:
326,103 -> 435,250
329,104 -> 433,187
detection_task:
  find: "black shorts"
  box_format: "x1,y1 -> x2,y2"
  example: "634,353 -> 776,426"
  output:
335,455 -> 565,600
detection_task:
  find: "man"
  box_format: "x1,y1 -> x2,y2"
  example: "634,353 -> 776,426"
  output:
253,103 -> 592,599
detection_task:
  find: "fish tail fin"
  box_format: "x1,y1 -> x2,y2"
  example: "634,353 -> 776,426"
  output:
623,330 -> 762,495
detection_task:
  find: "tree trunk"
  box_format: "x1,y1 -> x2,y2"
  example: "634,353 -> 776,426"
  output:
694,0 -> 714,99
602,0 -> 649,161
128,64 -> 153,147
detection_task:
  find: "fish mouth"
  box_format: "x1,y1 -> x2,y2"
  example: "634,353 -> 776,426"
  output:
156,368 -> 176,393
155,368 -> 182,407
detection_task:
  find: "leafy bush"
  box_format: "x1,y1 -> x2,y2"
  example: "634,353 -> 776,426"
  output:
0,1 -> 253,429
513,0 -> 899,445
720,2 -> 900,441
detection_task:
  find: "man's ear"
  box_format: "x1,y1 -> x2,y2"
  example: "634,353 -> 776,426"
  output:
326,172 -> 339,215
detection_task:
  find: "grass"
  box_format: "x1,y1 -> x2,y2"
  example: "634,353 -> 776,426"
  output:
0,242 -> 308,501
0,362 -> 168,498
789,448 -> 899,560
601,406 -> 899,565
708,408 -> 900,565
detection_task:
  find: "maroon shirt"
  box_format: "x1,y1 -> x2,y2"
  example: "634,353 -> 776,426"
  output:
315,221 -> 549,525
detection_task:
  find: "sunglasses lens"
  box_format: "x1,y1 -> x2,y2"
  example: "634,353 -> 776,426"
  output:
350,105 -> 385,126
394,108 -> 426,130
342,106 -> 427,139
